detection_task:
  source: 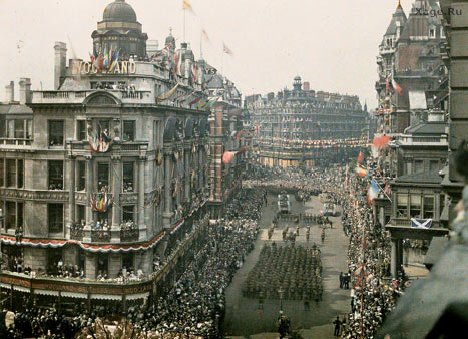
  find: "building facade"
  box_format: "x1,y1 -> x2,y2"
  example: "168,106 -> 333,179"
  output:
247,76 -> 368,168
0,0 -> 242,309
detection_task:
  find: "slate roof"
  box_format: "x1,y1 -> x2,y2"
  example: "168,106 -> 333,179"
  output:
394,170 -> 442,185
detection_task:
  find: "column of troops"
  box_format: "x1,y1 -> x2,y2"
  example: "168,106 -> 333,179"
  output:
242,243 -> 323,302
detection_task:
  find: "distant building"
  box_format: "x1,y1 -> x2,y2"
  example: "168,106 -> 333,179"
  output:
247,76 -> 368,168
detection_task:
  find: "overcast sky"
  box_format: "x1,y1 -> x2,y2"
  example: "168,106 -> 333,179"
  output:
0,0 -> 413,108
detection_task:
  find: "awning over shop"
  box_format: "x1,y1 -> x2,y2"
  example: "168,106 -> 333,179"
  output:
35,289 -> 59,296
126,292 -> 149,300
61,291 -> 88,299
90,294 -> 121,300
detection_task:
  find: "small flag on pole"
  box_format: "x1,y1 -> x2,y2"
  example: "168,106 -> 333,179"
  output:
202,29 -> 210,42
223,43 -> 233,55
183,0 -> 194,13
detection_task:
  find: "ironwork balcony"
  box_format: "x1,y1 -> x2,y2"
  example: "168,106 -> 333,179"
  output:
70,223 -> 84,241
90,229 -> 111,243
120,222 -> 139,242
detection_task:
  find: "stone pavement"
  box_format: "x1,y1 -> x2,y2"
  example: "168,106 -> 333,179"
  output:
223,193 -> 351,338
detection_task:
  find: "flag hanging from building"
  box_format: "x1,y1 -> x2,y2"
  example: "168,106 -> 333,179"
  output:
156,83 -> 179,102
411,218 -> 433,229
357,151 -> 364,164
223,43 -> 233,55
367,179 -> 380,204
392,77 -> 403,96
373,134 -> 391,149
355,165 -> 368,178
386,74 -> 392,93
222,151 -> 237,164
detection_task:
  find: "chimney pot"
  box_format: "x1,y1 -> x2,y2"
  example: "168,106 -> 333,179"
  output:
5,81 -> 14,103
19,78 -> 32,105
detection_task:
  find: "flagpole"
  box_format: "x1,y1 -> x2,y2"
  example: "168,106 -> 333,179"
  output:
183,9 -> 186,42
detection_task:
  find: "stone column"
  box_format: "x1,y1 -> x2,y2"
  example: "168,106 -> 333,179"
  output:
111,156 -> 122,242
184,144 -> 191,202
85,156 -> 94,225
138,158 -> 146,240
162,149 -> 173,228
85,253 -> 96,279
68,155 -> 76,228
198,144 -> 204,191
391,238 -> 398,278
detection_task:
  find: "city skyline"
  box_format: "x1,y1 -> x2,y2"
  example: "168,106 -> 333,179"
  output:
0,0 -> 412,108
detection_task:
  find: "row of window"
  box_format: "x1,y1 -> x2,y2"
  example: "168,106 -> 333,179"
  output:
396,193 -> 437,220
0,119 -> 33,139
2,202 -> 137,232
49,120 -> 136,146
0,158 -> 24,188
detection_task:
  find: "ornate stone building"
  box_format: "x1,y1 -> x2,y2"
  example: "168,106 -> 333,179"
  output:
247,76 -> 368,168
0,0 -> 241,309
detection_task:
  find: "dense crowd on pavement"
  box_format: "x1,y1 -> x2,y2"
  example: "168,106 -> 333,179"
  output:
0,188 -> 266,338
1,160 -> 406,338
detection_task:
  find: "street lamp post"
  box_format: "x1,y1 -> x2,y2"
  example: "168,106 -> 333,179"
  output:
278,287 -> 284,312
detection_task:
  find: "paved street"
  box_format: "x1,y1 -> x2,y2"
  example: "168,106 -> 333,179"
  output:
223,193 -> 350,338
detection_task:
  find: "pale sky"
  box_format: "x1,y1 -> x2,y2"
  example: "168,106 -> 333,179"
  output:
0,0 -> 413,108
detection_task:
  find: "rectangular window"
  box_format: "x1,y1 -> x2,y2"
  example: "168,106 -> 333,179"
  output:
97,163 -> 109,191
48,203 -> 64,233
17,202 -> 23,227
77,205 -> 86,225
26,120 -> 33,139
397,193 -> 408,219
414,160 -> 424,174
97,120 -> 110,137
122,162 -> 134,192
17,159 -> 23,188
0,158 -> 4,187
410,194 -> 422,218
14,120 -> 25,139
122,205 -> 135,223
423,196 -> 435,219
6,159 -> 16,187
48,120 -> 64,146
48,160 -> 64,190
122,252 -> 134,271
96,254 -> 108,277
77,120 -> 87,141
429,160 -> 439,173
77,161 -> 86,191
0,118 -> 5,138
5,201 -> 16,230
123,121 -> 135,141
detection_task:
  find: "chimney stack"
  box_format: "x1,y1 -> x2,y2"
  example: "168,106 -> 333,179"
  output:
5,81 -> 14,103
54,42 -> 67,90
19,78 -> 31,104
303,82 -> 310,91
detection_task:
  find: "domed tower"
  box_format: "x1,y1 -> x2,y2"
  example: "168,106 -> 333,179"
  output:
91,0 -> 148,59
293,76 -> 302,91
165,29 -> 176,51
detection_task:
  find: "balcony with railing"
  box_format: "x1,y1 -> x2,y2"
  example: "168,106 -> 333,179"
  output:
0,138 -> 32,146
32,89 -> 153,105
120,222 -> 139,242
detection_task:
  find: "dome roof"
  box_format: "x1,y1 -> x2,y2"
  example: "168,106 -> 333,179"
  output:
103,0 -> 137,23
